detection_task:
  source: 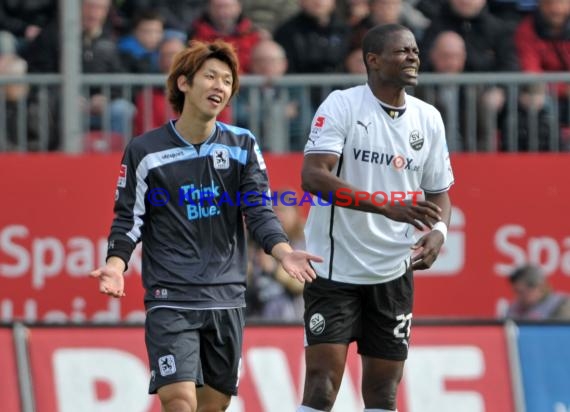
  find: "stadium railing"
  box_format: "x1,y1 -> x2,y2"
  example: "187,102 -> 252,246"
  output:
1,72 -> 569,153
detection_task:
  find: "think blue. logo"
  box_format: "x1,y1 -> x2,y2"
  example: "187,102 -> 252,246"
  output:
145,184 -> 333,221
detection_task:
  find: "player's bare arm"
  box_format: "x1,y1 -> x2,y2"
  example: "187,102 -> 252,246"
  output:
90,256 -> 126,298
270,242 -> 323,284
411,191 -> 452,270
301,152 -> 442,230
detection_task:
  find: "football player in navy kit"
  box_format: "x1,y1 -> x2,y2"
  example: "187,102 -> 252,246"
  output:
91,39 -> 322,412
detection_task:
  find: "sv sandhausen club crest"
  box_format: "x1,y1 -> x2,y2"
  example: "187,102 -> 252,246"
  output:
409,130 -> 424,151
309,313 -> 326,335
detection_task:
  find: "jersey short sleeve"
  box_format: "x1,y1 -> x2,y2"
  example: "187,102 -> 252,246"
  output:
304,91 -> 349,156
421,109 -> 455,193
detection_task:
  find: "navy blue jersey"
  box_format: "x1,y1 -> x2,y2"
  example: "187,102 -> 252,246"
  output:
107,120 -> 288,310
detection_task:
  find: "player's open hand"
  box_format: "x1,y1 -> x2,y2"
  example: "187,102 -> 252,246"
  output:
381,199 -> 442,230
281,251 -> 323,284
89,257 -> 126,298
411,230 -> 445,270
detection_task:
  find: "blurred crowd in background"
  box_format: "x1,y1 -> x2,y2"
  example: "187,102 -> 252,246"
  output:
1,0 -> 570,322
1,0 -> 570,152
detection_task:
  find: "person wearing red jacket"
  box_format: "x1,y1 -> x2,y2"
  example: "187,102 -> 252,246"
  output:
514,0 -> 570,149
188,0 -> 262,74
515,0 -> 570,74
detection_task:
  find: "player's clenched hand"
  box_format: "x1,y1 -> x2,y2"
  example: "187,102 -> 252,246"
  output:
411,230 -> 444,270
281,251 -> 323,284
89,257 -> 126,298
381,200 -> 442,230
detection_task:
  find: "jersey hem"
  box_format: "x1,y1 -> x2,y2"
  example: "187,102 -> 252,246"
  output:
316,257 -> 411,285
145,303 -> 246,312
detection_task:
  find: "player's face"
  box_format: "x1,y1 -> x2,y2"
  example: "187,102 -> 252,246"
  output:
183,58 -> 233,119
376,30 -> 420,87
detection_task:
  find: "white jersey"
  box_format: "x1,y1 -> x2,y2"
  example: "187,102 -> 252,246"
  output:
304,84 -> 454,284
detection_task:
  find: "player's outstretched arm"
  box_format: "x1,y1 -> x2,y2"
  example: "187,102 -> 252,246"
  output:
270,242 -> 323,284
90,256 -> 127,298
302,153 -> 442,229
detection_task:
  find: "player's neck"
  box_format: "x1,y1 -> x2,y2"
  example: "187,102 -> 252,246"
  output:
368,81 -> 406,107
175,112 -> 216,145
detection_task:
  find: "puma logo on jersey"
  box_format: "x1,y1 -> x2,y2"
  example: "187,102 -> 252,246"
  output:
357,121 -> 371,133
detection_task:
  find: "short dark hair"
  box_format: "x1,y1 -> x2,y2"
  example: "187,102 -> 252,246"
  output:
362,23 -> 411,70
509,264 -> 545,287
132,9 -> 164,29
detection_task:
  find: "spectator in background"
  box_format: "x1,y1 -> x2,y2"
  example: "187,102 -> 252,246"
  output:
0,53 -> 59,151
0,30 -> 17,56
420,0 -> 520,150
273,0 -> 351,74
416,0 -> 448,19
188,0 -> 262,73
133,34 -> 186,135
338,0 -> 371,25
350,0 -> 430,50
118,9 -> 165,73
25,0 -> 136,139
113,0 -> 208,38
489,0 -> 538,28
151,0 -> 207,34
0,53 -> 31,150
415,31 -> 468,151
109,0 -> 153,35
420,0 -> 519,74
0,0 -> 55,54
188,0 -> 261,124
234,39 -> 312,151
506,264 -> 570,320
344,48 -> 366,74
240,0 -> 300,34
274,0 -> 351,113
344,47 -> 367,73
514,0 -> 570,150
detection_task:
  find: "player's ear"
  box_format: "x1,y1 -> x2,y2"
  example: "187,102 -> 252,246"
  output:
365,52 -> 381,71
177,75 -> 189,92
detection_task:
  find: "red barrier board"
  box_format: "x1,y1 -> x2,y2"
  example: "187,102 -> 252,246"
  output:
241,325 -> 515,411
1,153 -> 569,320
0,328 -> 21,412
400,325 -> 515,411
25,325 -> 514,412
28,327 -> 161,412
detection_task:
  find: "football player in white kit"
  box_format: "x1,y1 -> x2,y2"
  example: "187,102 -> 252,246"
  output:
297,24 -> 454,412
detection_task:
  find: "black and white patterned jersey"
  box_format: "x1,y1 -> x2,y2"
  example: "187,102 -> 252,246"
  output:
107,120 -> 288,310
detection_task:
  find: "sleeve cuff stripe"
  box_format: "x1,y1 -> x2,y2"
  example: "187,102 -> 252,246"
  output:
304,149 -> 342,155
422,181 -> 455,194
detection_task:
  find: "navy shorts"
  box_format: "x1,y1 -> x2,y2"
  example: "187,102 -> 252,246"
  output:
145,307 -> 245,395
303,266 -> 413,361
